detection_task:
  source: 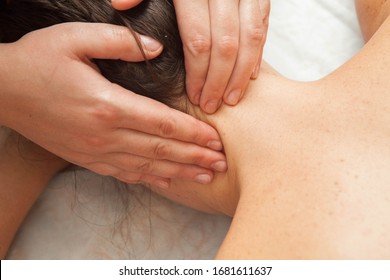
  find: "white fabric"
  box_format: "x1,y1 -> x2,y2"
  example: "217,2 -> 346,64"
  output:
264,0 -> 363,80
6,0 -> 365,259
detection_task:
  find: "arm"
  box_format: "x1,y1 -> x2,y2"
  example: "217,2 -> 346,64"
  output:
0,22 -> 226,188
0,128 -> 68,259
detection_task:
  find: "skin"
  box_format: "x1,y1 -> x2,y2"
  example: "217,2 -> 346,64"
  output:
0,0 -> 269,258
0,128 -> 68,258
2,0 -> 389,260
355,0 -> 390,41
112,0 -> 270,113
0,22 -> 227,188
150,1 -> 390,259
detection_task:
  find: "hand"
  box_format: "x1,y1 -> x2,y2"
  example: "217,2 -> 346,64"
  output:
112,0 -> 271,114
0,22 -> 226,188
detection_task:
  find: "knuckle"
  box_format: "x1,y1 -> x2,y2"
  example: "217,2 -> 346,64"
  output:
247,26 -> 265,46
158,117 -> 177,138
117,173 -> 142,185
82,135 -> 109,150
191,151 -> 207,166
185,34 -> 212,56
133,174 -> 149,186
98,26 -> 131,57
91,101 -> 120,123
216,35 -> 239,57
101,26 -> 127,44
136,159 -> 155,174
216,36 -> 239,57
154,142 -> 171,159
191,124 -> 202,144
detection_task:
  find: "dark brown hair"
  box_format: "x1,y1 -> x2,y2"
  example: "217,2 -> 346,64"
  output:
0,0 -> 186,108
0,1 -> 187,248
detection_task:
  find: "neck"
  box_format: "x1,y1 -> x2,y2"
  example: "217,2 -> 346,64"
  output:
149,63 -> 311,216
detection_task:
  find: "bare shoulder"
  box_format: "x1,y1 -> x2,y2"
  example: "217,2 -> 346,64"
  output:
355,0 -> 390,41
215,14 -> 390,260
216,153 -> 390,259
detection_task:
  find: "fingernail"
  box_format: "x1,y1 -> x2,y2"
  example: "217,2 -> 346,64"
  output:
226,89 -> 241,105
204,100 -> 221,114
211,161 -> 227,172
251,64 -> 260,79
195,174 -> 212,184
207,140 -> 223,151
139,35 -> 162,52
155,180 -> 170,189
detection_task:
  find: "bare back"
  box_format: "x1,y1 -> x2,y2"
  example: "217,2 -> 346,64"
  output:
214,12 -> 390,259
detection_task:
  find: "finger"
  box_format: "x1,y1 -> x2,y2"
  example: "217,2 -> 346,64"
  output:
57,22 -> 163,61
84,162 -> 171,189
113,90 -> 224,151
223,0 -> 264,106
114,128 -> 227,172
251,0 -> 270,79
116,172 -> 171,189
173,0 -> 211,105
200,0 -> 240,114
103,153 -> 215,185
111,0 -> 143,10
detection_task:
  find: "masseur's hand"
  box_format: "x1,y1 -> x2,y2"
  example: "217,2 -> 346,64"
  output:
112,0 -> 270,113
0,23 -> 226,188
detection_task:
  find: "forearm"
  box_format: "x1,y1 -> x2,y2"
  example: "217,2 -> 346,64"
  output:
0,128 -> 68,258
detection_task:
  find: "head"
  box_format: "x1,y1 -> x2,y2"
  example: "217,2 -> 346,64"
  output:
0,0 -> 187,109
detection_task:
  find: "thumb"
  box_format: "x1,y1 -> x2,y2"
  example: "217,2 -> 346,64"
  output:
111,0 -> 144,11
60,22 -> 163,62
